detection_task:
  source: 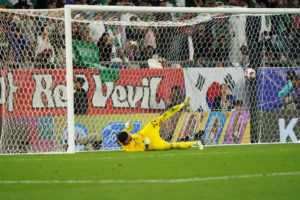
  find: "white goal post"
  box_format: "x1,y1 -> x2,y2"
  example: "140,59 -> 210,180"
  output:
64,6 -> 300,153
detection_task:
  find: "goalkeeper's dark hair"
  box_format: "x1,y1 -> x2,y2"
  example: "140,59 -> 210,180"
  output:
117,131 -> 128,143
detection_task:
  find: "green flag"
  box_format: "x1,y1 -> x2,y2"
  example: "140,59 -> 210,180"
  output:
72,40 -> 120,82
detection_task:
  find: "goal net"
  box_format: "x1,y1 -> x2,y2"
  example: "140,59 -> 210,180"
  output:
0,7 -> 299,154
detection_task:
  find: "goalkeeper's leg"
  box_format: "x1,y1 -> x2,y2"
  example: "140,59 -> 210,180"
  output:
152,139 -> 204,150
171,142 -> 195,149
141,94 -> 191,144
158,94 -> 191,123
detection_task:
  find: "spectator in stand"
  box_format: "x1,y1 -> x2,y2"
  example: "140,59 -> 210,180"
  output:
74,0 -> 83,4
140,3 -> 155,22
213,36 -> 230,66
212,84 -> 235,111
52,20 -> 66,68
227,0 -> 238,6
213,62 -> 224,67
240,45 -> 250,67
107,18 -> 122,60
117,47 -> 129,68
195,24 -> 213,67
140,22 -> 159,50
126,16 -> 143,43
88,12 -> 105,44
35,25 -> 55,69
261,49 -> 280,67
135,44 -> 155,68
124,40 -> 138,66
65,0 -> 75,4
73,77 -> 88,115
193,0 -> 204,7
72,23 -> 82,40
81,0 -> 89,5
80,26 -> 94,43
0,0 -> 14,8
97,32 -> 114,66
259,31 -> 277,53
111,47 -> 129,68
120,3 -> 138,46
287,21 -> 300,62
16,15 -> 37,63
48,0 -> 57,8
165,0 -> 182,22
283,74 -> 300,110
179,26 -> 197,67
49,0 -> 64,8
155,2 -> 169,20
156,14 -> 175,61
212,14 -> 231,50
14,0 -> 31,9
9,28 -> 29,69
0,27 -> 12,69
1,12 -> 16,32
229,14 -> 247,67
215,1 -> 224,6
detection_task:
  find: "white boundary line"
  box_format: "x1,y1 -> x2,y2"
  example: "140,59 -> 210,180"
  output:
1,142 -> 299,156
0,152 -> 228,162
0,171 -> 299,184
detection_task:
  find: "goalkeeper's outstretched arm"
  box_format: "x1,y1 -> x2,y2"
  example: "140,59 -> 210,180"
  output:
124,121 -> 133,133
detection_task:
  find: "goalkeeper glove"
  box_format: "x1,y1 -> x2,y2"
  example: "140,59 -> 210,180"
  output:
143,137 -> 151,146
125,121 -> 133,130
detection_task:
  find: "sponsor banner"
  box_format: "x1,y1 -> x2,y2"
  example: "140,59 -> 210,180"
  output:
203,112 -> 228,145
63,123 -> 89,152
171,112 -> 209,142
0,116 -> 55,153
219,111 -> 251,145
183,68 -> 249,112
257,67 -> 300,110
0,69 -> 183,117
260,110 -> 300,143
0,111 -> 250,153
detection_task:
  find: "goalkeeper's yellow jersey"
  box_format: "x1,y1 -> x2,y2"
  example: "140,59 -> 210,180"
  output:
119,127 -> 153,152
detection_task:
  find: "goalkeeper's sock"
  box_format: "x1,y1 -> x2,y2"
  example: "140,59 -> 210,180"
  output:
172,142 -> 194,149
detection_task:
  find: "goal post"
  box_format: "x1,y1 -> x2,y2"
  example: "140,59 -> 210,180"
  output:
65,6 -> 75,154
1,6 -> 300,155
63,5 -> 300,150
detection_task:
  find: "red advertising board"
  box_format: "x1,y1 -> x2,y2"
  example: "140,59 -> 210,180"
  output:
0,68 -> 184,117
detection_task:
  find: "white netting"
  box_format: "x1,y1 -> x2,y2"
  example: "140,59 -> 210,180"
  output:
0,7 -> 300,154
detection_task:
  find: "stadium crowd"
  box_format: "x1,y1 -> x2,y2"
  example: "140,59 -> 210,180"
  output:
0,0 -> 300,69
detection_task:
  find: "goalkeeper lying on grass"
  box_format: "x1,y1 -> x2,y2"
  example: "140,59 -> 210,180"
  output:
116,94 -> 204,152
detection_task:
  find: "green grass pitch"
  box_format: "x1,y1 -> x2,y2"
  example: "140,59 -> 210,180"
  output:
0,144 -> 300,200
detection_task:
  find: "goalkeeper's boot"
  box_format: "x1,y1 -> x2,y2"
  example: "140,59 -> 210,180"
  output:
183,94 -> 191,107
196,140 -> 204,150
